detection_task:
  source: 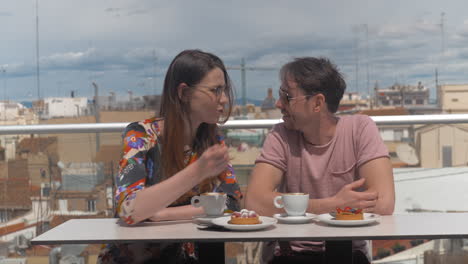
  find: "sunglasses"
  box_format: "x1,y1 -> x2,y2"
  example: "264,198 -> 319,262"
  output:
278,88 -> 318,104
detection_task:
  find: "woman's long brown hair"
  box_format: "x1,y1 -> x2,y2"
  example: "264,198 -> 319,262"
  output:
159,49 -> 233,204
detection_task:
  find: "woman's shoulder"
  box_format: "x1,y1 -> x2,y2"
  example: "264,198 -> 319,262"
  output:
125,117 -> 163,136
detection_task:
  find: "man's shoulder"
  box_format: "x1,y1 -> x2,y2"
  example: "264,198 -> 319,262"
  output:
340,114 -> 374,128
271,123 -> 300,137
263,123 -> 301,148
341,114 -> 372,122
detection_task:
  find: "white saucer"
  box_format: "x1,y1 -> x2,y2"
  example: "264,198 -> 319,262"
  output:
273,213 -> 316,224
211,216 -> 277,231
316,213 -> 381,226
192,213 -> 230,225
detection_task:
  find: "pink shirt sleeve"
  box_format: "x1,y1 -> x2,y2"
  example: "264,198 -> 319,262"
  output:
355,115 -> 390,168
255,124 -> 289,172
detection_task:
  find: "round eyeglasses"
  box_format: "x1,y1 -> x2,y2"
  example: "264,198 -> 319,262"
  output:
195,85 -> 227,99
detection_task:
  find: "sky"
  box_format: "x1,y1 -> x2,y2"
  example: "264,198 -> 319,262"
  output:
1,0 -> 468,102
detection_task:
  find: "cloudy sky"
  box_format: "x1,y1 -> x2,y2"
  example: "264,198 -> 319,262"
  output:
1,0 -> 468,102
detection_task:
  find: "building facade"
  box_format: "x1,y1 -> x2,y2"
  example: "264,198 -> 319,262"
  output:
439,84 -> 468,113
376,83 -> 429,107
42,97 -> 89,119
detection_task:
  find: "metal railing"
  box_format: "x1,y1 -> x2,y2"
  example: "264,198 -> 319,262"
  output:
1,114 -> 468,135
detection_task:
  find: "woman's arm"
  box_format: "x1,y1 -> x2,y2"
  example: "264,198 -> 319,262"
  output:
119,143 -> 230,225
130,159 -> 210,223
149,204 -> 204,222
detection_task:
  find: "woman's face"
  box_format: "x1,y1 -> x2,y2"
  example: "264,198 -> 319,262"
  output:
189,67 -> 228,125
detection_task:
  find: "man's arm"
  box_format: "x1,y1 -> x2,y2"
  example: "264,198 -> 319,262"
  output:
246,163 -> 380,216
244,163 -> 285,216
360,157 -> 395,215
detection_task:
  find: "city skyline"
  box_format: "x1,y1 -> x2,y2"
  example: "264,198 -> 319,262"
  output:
1,1 -> 468,101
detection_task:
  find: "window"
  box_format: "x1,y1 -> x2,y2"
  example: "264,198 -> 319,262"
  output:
416,99 -> 424,104
88,200 -> 97,212
394,129 -> 403,141
58,199 -> 68,211
442,146 -> 452,167
41,222 -> 50,233
0,211 -> 8,223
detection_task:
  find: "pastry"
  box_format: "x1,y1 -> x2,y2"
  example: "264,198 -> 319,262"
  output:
335,207 -> 364,220
229,209 -> 261,225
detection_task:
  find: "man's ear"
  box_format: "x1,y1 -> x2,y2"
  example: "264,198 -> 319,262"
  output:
314,94 -> 325,112
177,83 -> 189,101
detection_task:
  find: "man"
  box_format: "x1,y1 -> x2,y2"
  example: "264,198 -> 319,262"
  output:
245,57 -> 395,264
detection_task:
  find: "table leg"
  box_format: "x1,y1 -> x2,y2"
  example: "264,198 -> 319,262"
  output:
325,240 -> 353,264
198,242 -> 225,263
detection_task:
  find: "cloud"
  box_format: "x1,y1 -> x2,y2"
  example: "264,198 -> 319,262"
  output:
250,53 -> 291,68
0,11 -> 12,16
454,22 -> 468,41
3,0 -> 468,100
3,46 -> 175,81
377,22 -> 440,38
105,8 -> 121,13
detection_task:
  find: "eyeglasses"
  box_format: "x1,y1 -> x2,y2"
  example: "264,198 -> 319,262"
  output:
195,85 -> 227,99
278,88 -> 317,105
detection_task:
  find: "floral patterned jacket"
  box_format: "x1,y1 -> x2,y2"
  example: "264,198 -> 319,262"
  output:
98,117 -> 242,264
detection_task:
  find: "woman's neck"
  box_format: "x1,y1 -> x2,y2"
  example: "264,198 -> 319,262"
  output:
183,118 -> 201,147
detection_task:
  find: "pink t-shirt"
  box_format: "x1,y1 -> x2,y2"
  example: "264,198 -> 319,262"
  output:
256,114 -> 389,258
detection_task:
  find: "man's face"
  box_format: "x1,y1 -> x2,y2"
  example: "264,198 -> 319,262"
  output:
276,80 -> 315,130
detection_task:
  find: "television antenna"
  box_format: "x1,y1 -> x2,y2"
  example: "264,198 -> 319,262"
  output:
35,0 -> 41,100
227,58 -> 277,106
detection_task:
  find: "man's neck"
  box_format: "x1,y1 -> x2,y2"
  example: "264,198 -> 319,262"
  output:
302,114 -> 338,146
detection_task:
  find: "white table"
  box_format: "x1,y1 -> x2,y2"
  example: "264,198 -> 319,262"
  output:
31,213 -> 468,245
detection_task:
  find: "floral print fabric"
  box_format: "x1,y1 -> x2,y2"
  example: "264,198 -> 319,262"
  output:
98,117 -> 242,263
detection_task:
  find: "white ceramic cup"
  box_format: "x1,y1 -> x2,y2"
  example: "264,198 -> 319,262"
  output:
273,193 -> 309,216
190,192 -> 227,216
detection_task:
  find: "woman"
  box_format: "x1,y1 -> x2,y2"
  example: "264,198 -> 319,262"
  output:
98,49 -> 242,263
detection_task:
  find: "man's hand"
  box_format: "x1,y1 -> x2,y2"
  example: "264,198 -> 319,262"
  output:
333,178 -> 378,211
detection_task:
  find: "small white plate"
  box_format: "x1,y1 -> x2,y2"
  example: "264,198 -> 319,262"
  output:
316,213 -> 380,226
273,213 -> 316,224
211,216 -> 277,231
193,213 -> 230,225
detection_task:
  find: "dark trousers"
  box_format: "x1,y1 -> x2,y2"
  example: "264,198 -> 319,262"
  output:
199,242 -> 225,263
271,250 -> 369,264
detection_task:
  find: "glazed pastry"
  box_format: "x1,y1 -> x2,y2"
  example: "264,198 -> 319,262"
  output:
229,209 -> 261,225
335,207 -> 364,220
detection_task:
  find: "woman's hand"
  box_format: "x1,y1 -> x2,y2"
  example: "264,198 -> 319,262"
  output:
333,178 -> 378,211
195,144 -> 229,180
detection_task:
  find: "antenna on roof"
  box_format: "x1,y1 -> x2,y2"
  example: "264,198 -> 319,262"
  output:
440,12 -> 446,55
35,0 -> 41,100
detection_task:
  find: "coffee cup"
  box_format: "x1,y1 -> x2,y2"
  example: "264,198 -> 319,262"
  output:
191,192 -> 227,216
273,193 -> 309,216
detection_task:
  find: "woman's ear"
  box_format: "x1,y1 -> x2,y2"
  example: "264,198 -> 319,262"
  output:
177,83 -> 189,101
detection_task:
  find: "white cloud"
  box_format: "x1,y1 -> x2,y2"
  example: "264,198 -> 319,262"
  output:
2,0 -> 468,100
377,22 -> 440,38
